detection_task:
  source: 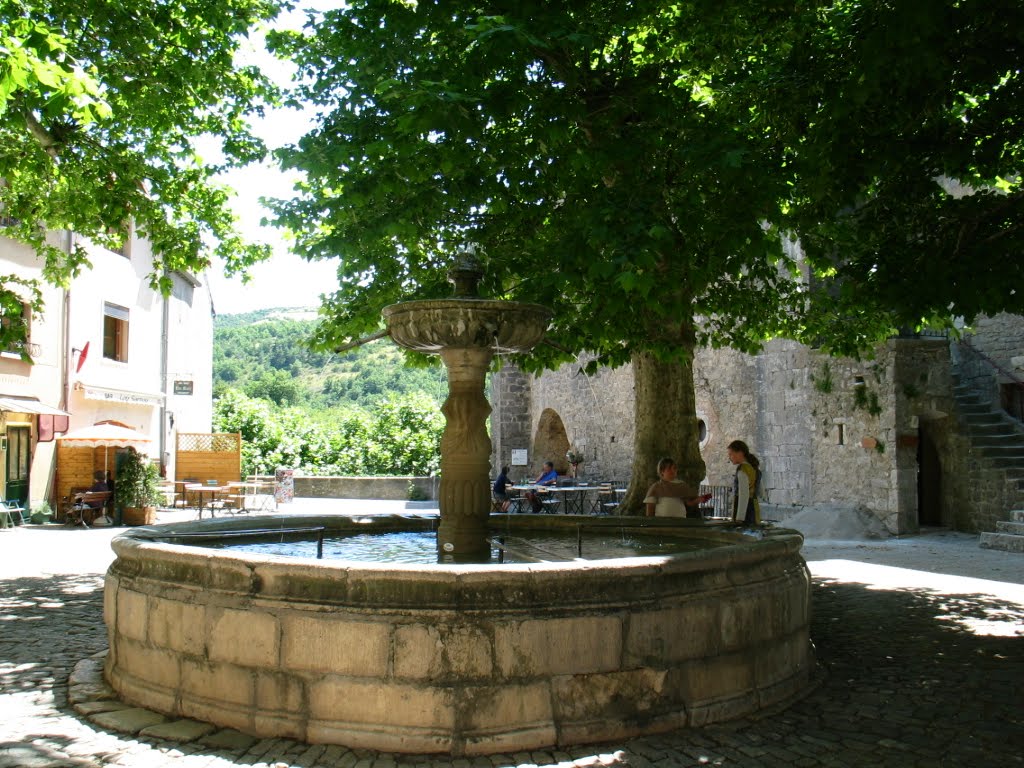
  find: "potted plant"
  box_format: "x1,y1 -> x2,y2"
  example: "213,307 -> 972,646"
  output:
566,447 -> 584,479
116,448 -> 163,526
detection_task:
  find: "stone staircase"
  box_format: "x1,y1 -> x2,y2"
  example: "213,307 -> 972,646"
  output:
953,379 -> 1024,552
980,510 -> 1024,553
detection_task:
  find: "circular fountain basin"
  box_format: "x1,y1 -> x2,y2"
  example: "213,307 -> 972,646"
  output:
383,299 -> 552,353
104,514 -> 812,756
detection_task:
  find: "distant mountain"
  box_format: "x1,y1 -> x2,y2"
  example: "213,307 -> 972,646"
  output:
213,306 -> 321,329
213,308 -> 448,411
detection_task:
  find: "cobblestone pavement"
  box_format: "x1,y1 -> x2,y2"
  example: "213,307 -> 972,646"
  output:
1,520 -> 1022,768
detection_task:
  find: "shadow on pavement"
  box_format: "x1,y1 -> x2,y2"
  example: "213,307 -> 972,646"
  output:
1,570 -> 1022,767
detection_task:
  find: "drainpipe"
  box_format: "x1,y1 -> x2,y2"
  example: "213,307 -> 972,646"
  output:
61,231 -> 73,413
53,229 -> 74,510
159,277 -> 170,476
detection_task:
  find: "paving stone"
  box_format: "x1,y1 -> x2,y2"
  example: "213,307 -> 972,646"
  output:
198,729 -> 260,752
67,682 -> 117,703
141,719 -> 219,742
74,699 -> 133,715
69,657 -> 105,686
90,707 -> 169,734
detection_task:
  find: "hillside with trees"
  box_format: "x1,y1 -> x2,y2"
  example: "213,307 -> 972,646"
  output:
212,309 -> 446,477
214,308 -> 448,409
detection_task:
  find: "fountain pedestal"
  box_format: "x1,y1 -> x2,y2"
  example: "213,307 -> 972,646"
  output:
436,347 -> 495,561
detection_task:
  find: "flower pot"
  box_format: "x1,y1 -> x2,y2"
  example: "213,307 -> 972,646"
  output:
123,506 -> 156,526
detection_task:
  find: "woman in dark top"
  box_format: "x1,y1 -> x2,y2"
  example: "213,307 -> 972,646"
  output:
492,465 -> 513,512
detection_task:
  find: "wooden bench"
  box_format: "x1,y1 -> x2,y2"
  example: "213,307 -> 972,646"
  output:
65,491 -> 113,527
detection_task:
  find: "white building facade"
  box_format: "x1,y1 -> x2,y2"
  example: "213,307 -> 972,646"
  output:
0,223 -> 215,511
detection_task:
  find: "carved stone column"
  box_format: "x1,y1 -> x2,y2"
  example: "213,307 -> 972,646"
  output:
437,347 -> 494,562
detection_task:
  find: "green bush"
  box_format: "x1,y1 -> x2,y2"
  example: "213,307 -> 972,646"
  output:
115,448 -> 164,508
214,388 -> 443,477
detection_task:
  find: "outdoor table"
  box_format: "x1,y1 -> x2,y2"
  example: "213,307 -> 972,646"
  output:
510,484 -> 557,513
185,484 -> 230,518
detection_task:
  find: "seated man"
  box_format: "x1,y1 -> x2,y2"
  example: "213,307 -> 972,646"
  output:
643,457 -> 711,518
524,461 -> 558,513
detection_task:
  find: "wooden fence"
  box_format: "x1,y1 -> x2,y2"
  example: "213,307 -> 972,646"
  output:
175,432 -> 241,485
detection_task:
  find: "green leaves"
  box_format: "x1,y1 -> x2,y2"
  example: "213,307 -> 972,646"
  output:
0,0 -> 283,334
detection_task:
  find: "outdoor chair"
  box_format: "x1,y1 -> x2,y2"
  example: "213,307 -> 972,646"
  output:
593,484 -> 616,515
64,491 -> 111,527
1,500 -> 26,526
538,488 -> 561,514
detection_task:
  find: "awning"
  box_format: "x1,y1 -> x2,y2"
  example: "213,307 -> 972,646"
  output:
0,396 -> 70,416
75,383 -> 165,407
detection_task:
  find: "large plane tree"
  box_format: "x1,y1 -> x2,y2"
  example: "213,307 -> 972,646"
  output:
272,1 -> 807,507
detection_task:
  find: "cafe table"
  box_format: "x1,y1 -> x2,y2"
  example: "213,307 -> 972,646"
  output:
185,483 -> 230,519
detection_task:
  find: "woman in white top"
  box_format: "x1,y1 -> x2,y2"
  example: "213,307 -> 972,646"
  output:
727,440 -> 761,525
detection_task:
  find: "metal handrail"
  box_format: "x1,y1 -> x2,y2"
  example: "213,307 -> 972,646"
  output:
699,484 -> 733,519
144,526 -> 326,558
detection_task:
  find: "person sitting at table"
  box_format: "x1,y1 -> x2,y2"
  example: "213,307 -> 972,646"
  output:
524,461 -> 558,513
492,465 -> 513,512
643,457 -> 711,518
78,471 -> 110,507
69,471 -> 111,525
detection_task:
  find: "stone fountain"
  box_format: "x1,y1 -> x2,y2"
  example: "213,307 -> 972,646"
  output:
102,252 -> 813,756
382,250 -> 551,562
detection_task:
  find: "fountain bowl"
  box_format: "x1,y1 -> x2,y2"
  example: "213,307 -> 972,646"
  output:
383,299 -> 552,354
104,514 -> 813,757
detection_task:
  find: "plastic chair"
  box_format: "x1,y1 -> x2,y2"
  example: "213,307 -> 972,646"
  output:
3,500 -> 28,525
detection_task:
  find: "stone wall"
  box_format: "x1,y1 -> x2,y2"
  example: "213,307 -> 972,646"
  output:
696,341 -> 907,531
490,365 -> 533,477
492,338 -> 957,535
497,357 -> 635,483
294,476 -> 436,501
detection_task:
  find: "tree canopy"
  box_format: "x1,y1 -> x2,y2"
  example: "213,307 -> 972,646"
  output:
271,1 -> 806,365
776,0 -> 1024,351
0,0 -> 283,350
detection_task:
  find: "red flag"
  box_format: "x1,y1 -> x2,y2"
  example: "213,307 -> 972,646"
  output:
76,341 -> 89,373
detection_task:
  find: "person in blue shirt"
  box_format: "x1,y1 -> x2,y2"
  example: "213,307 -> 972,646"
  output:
525,460 -> 558,513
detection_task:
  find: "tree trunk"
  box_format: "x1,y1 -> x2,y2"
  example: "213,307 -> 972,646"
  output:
617,345 -> 706,515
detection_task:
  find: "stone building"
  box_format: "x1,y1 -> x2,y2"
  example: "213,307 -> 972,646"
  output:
490,315 -> 1024,535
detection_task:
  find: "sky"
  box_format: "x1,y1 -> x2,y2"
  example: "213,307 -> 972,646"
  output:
203,160 -> 340,316
203,5 -> 341,317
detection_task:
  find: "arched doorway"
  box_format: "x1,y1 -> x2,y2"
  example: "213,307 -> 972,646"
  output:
533,408 -> 571,474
